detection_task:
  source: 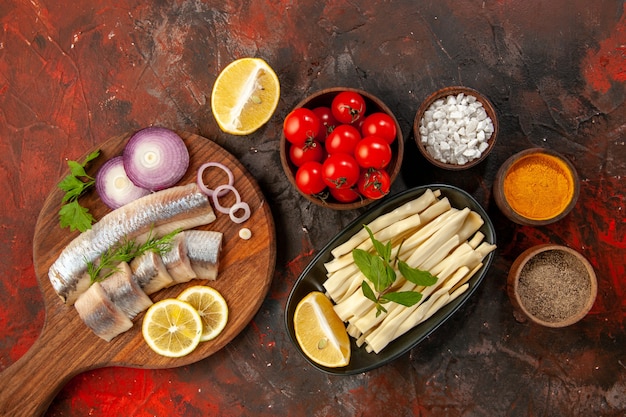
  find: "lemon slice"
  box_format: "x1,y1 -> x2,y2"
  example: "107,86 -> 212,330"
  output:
177,286 -> 229,341
211,57 -> 280,135
293,291 -> 351,368
142,299 -> 203,357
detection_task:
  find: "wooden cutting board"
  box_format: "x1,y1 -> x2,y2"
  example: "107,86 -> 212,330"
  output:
0,131 -> 276,417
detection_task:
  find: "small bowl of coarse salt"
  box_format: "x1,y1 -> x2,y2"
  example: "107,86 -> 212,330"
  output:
413,86 -> 498,170
507,244 -> 597,328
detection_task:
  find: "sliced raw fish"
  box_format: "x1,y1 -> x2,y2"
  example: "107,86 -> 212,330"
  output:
49,183 -> 215,304
130,251 -> 174,295
99,262 -> 153,320
161,233 -> 197,284
74,282 -> 133,342
185,230 -> 223,280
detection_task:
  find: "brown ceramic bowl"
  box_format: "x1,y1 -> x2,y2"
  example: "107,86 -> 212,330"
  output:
493,148 -> 579,226
280,87 -> 404,210
507,244 -> 597,328
413,86 -> 498,170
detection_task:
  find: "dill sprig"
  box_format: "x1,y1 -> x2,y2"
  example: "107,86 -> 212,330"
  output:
87,228 -> 182,283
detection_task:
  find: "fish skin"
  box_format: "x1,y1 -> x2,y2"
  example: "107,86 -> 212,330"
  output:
74,282 -> 133,342
130,251 -> 174,295
161,233 -> 197,283
185,230 -> 223,280
49,183 -> 215,304
100,261 -> 153,320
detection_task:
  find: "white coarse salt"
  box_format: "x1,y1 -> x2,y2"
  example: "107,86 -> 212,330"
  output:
419,92 -> 494,165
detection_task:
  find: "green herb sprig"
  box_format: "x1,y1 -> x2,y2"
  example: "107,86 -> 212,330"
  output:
87,228 -> 181,283
57,150 -> 100,232
352,225 -> 438,316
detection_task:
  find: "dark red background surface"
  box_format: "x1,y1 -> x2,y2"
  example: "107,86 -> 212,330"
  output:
1,1 -> 625,416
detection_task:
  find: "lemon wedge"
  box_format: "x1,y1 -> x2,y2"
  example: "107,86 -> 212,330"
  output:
177,286 -> 229,341
142,299 -> 203,357
293,291 -> 351,368
211,57 -> 280,135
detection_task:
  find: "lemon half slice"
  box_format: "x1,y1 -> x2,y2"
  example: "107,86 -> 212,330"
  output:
142,299 -> 203,357
177,286 -> 229,341
293,291 -> 351,368
211,57 -> 280,135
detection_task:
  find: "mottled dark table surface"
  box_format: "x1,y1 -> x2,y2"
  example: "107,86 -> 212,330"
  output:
1,1 -> 625,416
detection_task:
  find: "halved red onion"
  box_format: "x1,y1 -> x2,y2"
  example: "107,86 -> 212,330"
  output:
229,202 -> 251,223
123,127 -> 189,191
211,184 -> 242,214
96,156 -> 150,209
197,162 -> 234,197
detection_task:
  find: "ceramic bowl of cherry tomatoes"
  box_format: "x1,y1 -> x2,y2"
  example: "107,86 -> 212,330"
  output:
280,87 -> 404,210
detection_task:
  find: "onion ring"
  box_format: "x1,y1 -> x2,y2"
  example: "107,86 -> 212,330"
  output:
212,184 -> 242,214
197,162 -> 235,197
229,202 -> 251,224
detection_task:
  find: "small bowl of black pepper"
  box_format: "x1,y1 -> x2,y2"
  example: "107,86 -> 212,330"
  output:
507,244 -> 597,328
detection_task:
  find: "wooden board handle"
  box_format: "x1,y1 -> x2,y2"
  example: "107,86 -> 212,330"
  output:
0,321 -> 89,417
2,131 -> 276,415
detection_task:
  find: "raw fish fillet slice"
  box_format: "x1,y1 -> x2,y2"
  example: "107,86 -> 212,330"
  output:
161,233 -> 197,284
74,282 -> 133,342
131,251 -> 175,295
185,230 -> 223,280
49,183 -> 215,304
100,262 -> 153,320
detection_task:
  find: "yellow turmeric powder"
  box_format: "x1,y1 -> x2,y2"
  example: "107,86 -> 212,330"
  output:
503,153 -> 575,220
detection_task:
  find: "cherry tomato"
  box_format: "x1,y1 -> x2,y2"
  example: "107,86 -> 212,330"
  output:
312,107 -> 338,142
357,168 -> 391,200
354,136 -> 393,169
361,112 -> 397,144
331,91 -> 367,124
289,140 -> 324,167
322,153 -> 360,189
295,161 -> 326,195
283,108 -> 321,146
325,124 -> 361,155
329,186 -> 361,203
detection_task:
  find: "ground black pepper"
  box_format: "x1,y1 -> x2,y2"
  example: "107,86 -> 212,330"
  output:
517,249 -> 591,323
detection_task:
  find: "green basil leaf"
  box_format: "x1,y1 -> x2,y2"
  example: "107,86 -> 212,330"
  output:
361,281 -> 377,303
370,256 -> 391,292
382,290 -> 423,307
353,248 -> 375,279
383,263 -> 397,289
354,249 -> 390,292
375,303 -> 387,317
398,260 -> 438,286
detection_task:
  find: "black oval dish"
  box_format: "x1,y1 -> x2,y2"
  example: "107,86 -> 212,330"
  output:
284,184 -> 497,375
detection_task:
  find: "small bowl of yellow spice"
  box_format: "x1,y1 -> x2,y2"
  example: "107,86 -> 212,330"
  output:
493,148 -> 579,226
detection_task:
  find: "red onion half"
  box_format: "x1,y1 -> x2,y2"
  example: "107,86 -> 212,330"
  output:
96,156 -> 150,209
123,127 -> 190,191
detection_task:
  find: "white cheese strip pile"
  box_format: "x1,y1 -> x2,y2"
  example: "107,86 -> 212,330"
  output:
322,189 -> 496,354
419,93 -> 494,165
